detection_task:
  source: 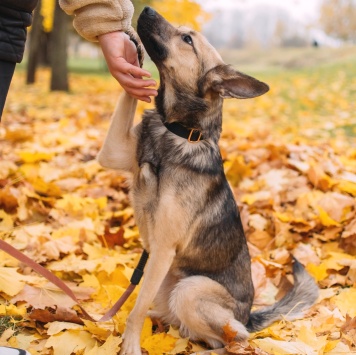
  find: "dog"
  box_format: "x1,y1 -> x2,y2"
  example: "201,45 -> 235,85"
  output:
97,7 -> 319,354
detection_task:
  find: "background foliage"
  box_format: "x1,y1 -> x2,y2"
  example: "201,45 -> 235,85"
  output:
1,0 -> 356,354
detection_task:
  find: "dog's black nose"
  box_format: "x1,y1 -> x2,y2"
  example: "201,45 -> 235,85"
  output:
143,6 -> 156,17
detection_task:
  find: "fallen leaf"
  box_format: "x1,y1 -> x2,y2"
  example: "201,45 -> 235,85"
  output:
46,321 -> 83,335
226,341 -> 269,355
252,337 -> 315,355
18,151 -> 54,164
141,333 -> 177,355
45,330 -> 96,355
29,307 -> 84,325
331,288 -> 356,317
85,333 -> 122,355
0,267 -> 25,296
0,189 -> 18,213
99,226 -> 125,248
11,283 -> 93,309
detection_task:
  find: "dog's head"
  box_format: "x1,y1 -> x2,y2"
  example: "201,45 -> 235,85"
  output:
137,7 -> 269,125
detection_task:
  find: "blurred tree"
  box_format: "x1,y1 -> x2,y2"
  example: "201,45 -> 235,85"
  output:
152,0 -> 210,31
50,1 -> 69,91
26,0 -> 69,91
26,0 -> 206,91
26,0 -> 43,84
320,0 -> 356,42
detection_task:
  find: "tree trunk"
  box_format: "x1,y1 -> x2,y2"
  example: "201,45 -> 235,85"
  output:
50,1 -> 69,91
26,0 -> 43,84
38,32 -> 51,66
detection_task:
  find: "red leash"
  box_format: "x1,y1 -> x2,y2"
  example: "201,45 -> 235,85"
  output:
0,239 -> 148,322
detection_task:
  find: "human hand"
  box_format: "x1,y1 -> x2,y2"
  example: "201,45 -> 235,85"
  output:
98,31 -> 157,103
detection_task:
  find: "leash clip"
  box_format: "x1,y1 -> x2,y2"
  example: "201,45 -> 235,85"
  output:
188,128 -> 202,143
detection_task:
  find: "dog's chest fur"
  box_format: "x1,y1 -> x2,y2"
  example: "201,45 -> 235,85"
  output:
131,110 -> 254,321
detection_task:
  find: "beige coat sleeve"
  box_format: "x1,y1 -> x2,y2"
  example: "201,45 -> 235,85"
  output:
59,0 -> 134,42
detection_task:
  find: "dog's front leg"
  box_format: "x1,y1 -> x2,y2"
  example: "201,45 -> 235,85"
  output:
120,246 -> 176,355
97,92 -> 138,172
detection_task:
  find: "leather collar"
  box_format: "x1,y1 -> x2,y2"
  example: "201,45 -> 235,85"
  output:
164,122 -> 204,143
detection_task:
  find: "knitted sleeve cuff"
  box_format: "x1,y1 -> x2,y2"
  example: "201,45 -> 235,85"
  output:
59,0 -> 134,42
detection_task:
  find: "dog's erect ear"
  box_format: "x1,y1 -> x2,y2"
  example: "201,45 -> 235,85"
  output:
207,65 -> 269,99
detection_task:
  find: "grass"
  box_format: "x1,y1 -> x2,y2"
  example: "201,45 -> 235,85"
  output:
0,315 -> 22,337
218,46 -> 356,144
220,45 -> 356,74
17,45 -> 356,78
13,45 -> 356,143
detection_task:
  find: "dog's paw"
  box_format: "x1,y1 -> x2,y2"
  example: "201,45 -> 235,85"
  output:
119,337 -> 142,355
119,334 -> 142,355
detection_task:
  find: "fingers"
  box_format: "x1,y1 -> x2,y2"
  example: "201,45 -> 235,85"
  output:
111,62 -> 158,103
118,73 -> 156,90
127,65 -> 152,79
123,84 -> 158,103
115,73 -> 158,102
99,31 -> 158,102
116,61 -> 152,79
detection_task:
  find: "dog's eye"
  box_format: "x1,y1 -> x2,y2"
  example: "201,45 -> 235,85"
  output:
182,34 -> 193,46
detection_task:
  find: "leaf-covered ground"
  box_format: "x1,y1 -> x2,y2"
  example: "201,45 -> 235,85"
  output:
0,59 -> 355,355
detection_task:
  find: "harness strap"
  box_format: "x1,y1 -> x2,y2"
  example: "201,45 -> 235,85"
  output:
0,239 -> 148,322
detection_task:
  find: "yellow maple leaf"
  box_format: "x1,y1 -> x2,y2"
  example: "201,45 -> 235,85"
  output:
253,337 -> 315,355
83,320 -> 111,340
306,263 -> 328,281
324,340 -> 352,354
337,180 -> 356,196
18,151 -> 54,163
240,191 -> 272,205
297,326 -> 327,354
169,337 -> 190,354
14,334 -> 37,353
96,285 -> 137,312
46,321 -> 83,336
141,333 -> 177,355
331,288 -> 356,317
324,339 -> 340,353
140,317 -> 153,345
81,274 -> 101,290
55,194 -> 107,219
85,333 -> 122,355
323,252 -> 354,271
225,155 -> 252,186
113,310 -> 129,335
32,177 -> 62,197
45,330 -> 96,355
152,0 -> 210,31
316,206 -> 340,227
0,210 -> 14,232
307,164 -> 335,191
0,267 -> 25,296
0,303 -> 26,317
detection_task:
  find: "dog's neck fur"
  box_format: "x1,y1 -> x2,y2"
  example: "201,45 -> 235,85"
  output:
155,78 -> 223,143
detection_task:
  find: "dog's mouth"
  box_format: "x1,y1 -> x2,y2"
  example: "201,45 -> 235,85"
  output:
137,7 -> 172,63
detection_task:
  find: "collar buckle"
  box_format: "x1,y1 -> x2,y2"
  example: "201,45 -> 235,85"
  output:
187,128 -> 202,143
164,122 -> 204,143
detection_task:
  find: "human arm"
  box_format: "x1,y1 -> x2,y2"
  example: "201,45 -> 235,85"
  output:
59,0 -> 157,102
0,0 -> 39,63
98,31 -> 157,103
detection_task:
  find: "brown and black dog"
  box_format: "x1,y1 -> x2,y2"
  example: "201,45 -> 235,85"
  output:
97,7 -> 318,354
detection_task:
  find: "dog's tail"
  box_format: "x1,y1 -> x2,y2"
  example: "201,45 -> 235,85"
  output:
246,258 -> 319,332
